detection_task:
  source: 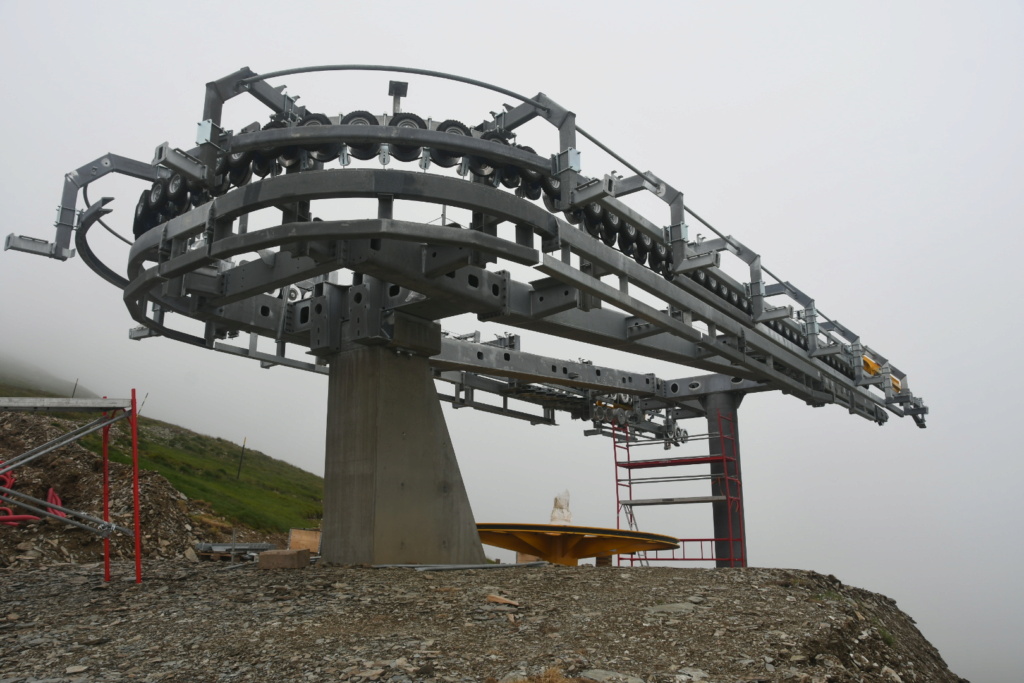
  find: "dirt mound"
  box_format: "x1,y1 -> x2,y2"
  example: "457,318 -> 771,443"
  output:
0,412 -> 277,567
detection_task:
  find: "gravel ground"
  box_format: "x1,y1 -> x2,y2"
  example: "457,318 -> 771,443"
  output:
0,560 -> 967,683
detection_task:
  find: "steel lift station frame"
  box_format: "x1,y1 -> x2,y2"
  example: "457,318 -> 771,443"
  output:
6,65 -> 929,567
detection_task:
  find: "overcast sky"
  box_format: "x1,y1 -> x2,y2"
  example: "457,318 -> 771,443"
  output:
2,2 -> 1022,680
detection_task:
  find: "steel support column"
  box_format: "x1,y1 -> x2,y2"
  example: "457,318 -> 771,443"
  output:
704,391 -> 746,567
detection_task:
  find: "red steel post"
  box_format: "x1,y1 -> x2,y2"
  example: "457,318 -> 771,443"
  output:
102,419 -> 111,583
131,389 -> 142,583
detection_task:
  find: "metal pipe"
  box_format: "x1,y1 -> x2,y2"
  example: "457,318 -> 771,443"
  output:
102,422 -> 111,582
0,486 -> 131,535
131,389 -> 142,583
237,65 -> 550,113
0,412 -> 128,475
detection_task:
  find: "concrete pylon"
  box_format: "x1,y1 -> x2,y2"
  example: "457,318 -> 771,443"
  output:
320,344 -> 486,565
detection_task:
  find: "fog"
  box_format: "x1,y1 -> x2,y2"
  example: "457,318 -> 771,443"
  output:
1,2 -> 1021,680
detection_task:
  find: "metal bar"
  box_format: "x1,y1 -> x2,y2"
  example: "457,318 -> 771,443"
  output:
0,412 -> 128,475
0,486 -> 131,535
131,389 -> 142,583
237,65 -> 551,113
103,422 -> 111,582
0,397 -> 132,411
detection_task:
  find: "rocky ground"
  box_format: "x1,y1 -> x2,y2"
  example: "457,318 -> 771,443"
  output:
0,560 -> 967,683
0,414 -> 968,683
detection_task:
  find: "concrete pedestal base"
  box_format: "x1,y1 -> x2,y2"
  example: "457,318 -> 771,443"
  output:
320,345 -> 486,565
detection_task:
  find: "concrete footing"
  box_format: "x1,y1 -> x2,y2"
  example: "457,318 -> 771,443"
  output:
320,345 -> 486,565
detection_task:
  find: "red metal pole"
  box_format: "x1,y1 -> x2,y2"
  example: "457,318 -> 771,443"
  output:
102,419 -> 111,583
131,389 -> 142,583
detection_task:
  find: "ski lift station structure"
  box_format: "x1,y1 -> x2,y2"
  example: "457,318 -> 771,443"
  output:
6,65 -> 929,568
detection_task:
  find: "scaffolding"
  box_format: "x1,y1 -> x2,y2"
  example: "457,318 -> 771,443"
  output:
613,411 -> 746,567
0,391 -> 143,582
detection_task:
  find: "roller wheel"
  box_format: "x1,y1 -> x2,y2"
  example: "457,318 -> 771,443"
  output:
133,190 -> 154,237
563,208 -> 582,225
618,222 -> 638,246
302,113 -> 341,162
468,131 -> 506,178
649,242 -> 668,269
209,172 -> 231,197
521,181 -> 543,200
516,145 -> 542,183
618,234 -> 636,255
584,202 -> 604,222
603,211 -> 621,231
388,113 -> 427,162
430,119 -> 471,168
582,211 -> 603,237
541,174 -> 561,199
500,167 -> 521,188
633,243 -> 649,266
261,119 -> 301,167
542,193 -> 558,213
229,161 -> 253,187
340,110 -> 381,160
166,173 -> 187,202
600,223 -> 618,247
146,178 -> 167,211
228,150 -> 252,168
251,152 -> 274,177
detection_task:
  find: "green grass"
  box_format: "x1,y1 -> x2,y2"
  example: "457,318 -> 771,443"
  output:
1,380 -> 323,532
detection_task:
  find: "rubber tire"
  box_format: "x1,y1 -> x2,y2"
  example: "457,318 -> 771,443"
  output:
500,168 -> 521,188
302,113 -> 341,162
430,119 -> 471,168
601,223 -> 618,247
542,193 -> 558,213
541,174 -> 561,199
228,150 -> 252,168
166,173 -> 187,202
388,113 -> 426,162
618,222 -> 638,246
584,203 -> 604,222
633,243 -> 649,266
341,110 -> 381,160
229,162 -> 253,187
582,212 -> 603,238
521,181 -> 543,200
516,145 -> 542,183
468,131 -> 506,178
252,153 -> 274,177
147,179 -> 167,211
133,190 -> 154,237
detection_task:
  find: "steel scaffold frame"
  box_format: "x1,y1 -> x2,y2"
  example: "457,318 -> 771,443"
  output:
613,411 -> 745,567
0,391 -> 143,582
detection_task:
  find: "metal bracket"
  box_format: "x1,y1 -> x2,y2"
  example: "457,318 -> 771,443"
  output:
551,148 -> 581,176
196,120 -> 228,150
153,143 -> 208,183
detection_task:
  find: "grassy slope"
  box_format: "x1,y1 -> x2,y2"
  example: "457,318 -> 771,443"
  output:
0,381 -> 323,532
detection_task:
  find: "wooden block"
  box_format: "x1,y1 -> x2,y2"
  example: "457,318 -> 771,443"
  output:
288,528 -> 322,554
258,549 -> 310,570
